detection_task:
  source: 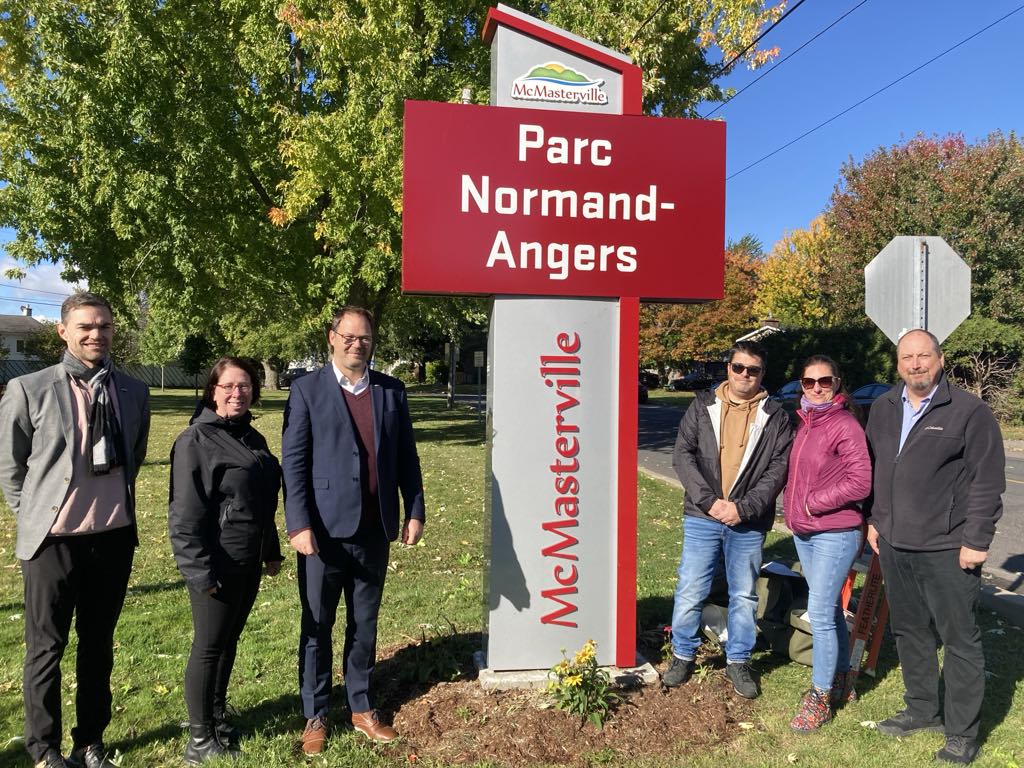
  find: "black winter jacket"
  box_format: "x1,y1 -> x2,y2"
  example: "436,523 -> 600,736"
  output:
168,406 -> 283,592
672,388 -> 793,532
864,373 -> 1005,552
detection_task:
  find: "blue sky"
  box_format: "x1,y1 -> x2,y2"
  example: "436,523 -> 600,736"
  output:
2,0 -> 1022,316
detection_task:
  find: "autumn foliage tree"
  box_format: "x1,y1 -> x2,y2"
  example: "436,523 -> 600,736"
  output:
825,132 -> 1024,326
753,215 -> 834,327
640,236 -> 761,371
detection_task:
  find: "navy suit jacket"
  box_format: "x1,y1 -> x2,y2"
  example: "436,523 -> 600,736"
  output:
281,367 -> 424,541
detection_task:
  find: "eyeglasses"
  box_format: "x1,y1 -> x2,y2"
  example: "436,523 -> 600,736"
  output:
730,362 -> 763,377
800,376 -> 837,390
332,331 -> 373,347
216,383 -> 252,393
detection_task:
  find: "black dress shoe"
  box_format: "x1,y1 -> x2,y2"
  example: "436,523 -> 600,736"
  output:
185,724 -> 237,765
35,749 -> 68,768
66,743 -> 117,768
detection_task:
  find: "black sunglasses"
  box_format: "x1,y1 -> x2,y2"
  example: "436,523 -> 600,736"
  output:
730,362 -> 763,377
801,376 -> 837,390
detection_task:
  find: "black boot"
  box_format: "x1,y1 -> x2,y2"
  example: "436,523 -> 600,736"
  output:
212,709 -> 241,752
184,723 -> 234,765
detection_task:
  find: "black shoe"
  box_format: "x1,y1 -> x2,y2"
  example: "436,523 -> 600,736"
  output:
936,736 -> 980,764
213,715 -> 241,751
726,662 -> 759,699
66,743 -> 117,768
184,724 -> 237,765
662,657 -> 695,687
35,750 -> 68,768
876,709 -> 943,737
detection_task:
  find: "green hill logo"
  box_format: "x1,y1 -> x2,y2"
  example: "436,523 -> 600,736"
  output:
511,61 -> 608,106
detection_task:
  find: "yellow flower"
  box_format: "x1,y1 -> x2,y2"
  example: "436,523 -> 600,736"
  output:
573,640 -> 597,665
564,674 -> 583,687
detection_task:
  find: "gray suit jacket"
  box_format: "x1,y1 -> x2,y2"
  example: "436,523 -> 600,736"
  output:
0,363 -> 151,560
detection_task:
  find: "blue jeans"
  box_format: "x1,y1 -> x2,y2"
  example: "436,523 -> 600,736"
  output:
793,529 -> 862,691
671,515 -> 764,663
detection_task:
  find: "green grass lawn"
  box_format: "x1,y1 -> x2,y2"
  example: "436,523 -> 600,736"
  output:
1,392 -> 1022,767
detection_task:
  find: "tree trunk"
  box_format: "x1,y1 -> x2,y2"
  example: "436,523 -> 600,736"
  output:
262,359 -> 280,390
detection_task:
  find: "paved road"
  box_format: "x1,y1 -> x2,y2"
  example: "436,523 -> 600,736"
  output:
637,401 -> 1024,594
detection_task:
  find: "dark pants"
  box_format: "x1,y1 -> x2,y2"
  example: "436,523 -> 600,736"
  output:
184,564 -> 262,725
879,537 -> 985,740
21,528 -> 135,761
297,526 -> 389,717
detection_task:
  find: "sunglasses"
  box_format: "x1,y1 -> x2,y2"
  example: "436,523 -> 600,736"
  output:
730,362 -> 763,377
801,376 -> 837,390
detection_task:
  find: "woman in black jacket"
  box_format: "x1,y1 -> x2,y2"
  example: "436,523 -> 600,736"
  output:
168,357 -> 282,764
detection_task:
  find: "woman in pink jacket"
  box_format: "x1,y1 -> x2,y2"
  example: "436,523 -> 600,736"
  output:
784,355 -> 872,733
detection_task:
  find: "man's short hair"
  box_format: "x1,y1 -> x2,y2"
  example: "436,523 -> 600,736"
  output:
728,340 -> 767,368
61,291 -> 113,323
897,328 -> 942,356
330,305 -> 376,337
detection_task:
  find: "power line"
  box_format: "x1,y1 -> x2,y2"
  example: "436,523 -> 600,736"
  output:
627,0 -> 806,61
702,0 -> 870,118
715,0 -> 809,75
0,294 -> 65,308
0,281 -> 75,297
727,3 -> 1024,181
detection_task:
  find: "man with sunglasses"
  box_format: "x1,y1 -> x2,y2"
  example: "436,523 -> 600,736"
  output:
864,329 -> 1004,765
282,306 -> 425,753
663,341 -> 792,697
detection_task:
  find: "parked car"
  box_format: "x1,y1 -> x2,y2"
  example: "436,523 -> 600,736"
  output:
771,380 -> 802,405
640,371 -> 661,389
850,382 -> 891,421
280,367 -> 314,387
668,371 -> 712,391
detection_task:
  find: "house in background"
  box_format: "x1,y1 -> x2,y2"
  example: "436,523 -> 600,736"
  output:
0,306 -> 44,361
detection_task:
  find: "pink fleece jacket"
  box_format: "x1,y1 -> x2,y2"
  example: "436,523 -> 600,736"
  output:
783,396 -> 872,535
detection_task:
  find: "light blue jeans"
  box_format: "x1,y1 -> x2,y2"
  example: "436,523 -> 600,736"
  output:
671,515 -> 765,663
792,529 -> 862,691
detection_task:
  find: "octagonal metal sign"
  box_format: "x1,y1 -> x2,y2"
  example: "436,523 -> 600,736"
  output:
864,236 -> 971,344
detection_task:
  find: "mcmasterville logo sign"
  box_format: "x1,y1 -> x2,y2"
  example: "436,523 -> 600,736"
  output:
511,61 -> 608,106
402,100 -> 725,301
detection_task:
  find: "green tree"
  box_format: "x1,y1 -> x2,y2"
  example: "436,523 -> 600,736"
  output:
943,316 -> 1023,419
21,321 -> 66,364
1,0 -> 783,373
826,132 -> 1024,326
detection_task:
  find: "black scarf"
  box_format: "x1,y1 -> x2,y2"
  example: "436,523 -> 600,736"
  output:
62,351 -> 123,475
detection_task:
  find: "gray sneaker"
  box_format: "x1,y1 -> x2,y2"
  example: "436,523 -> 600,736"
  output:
662,657 -> 695,687
935,736 -> 980,764
876,709 -> 943,737
725,662 -> 759,699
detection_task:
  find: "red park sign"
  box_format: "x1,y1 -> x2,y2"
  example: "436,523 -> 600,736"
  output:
402,99 -> 725,301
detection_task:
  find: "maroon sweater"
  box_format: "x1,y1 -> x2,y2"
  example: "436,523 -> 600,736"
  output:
342,388 -> 379,529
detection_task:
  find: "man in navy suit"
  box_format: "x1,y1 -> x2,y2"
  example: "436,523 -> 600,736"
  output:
282,306 -> 425,753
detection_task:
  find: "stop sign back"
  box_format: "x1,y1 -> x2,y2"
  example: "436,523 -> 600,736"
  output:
864,236 -> 971,344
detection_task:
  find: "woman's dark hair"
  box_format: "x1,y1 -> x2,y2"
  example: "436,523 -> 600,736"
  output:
202,357 -> 262,409
801,354 -> 857,415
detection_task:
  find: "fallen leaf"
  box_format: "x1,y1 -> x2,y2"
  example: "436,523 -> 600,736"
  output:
737,722 -> 755,730
860,721 -> 877,729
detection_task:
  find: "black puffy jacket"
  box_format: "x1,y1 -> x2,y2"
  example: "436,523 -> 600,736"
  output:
168,406 -> 283,592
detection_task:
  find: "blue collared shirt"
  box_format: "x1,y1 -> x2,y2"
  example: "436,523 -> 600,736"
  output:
898,383 -> 939,453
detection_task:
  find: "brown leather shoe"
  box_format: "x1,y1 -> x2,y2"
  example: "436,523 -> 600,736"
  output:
351,710 -> 398,743
301,716 -> 328,755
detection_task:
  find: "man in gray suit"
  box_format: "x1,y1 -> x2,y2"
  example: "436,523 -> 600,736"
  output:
0,292 -> 150,768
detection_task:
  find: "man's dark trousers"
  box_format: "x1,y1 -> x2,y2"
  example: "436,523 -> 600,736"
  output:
878,537 -> 985,740
22,527 -> 134,760
297,524 -> 390,717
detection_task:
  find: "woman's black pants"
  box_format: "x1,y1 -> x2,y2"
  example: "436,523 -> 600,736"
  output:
184,565 -> 261,724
